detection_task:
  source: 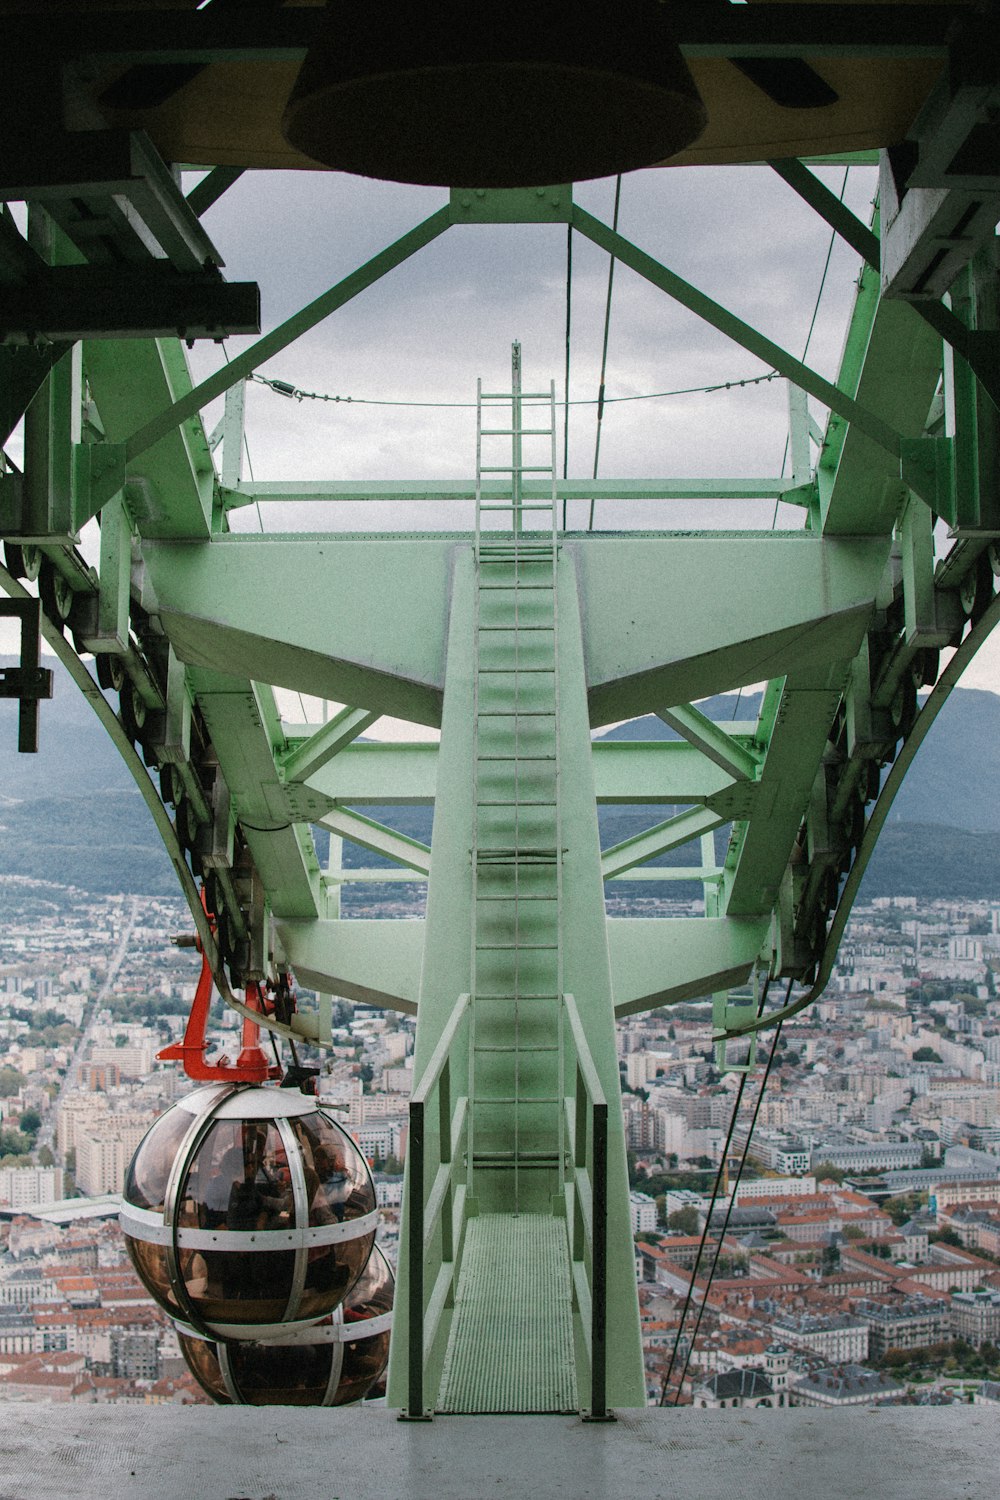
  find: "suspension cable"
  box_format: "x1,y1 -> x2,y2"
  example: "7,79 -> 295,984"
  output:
247,367 -> 779,411
772,166 -> 850,527
657,1067 -> 754,1403
588,175 -> 622,531
562,224 -> 573,530
659,975 -> 785,1404
669,993 -> 788,1405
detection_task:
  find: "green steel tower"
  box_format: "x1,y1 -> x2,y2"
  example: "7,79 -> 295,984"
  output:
2,1 -> 999,1417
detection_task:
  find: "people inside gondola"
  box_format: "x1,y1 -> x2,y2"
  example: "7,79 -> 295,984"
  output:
226,1153 -> 289,1231
198,1145 -> 244,1229
311,1143 -> 351,1224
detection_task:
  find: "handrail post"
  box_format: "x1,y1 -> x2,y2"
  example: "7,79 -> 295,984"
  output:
403,1095 -> 428,1420
589,1098 -> 609,1421
400,993 -> 470,1421
439,1056 -> 454,1263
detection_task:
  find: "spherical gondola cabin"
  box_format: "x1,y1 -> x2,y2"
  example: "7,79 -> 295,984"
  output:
178,1243 -> 395,1407
120,1083 -> 377,1339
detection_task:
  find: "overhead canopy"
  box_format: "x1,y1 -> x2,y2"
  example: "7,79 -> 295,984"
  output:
3,1 -> 969,173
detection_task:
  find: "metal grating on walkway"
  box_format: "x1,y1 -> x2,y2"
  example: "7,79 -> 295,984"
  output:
437,1214 -> 577,1413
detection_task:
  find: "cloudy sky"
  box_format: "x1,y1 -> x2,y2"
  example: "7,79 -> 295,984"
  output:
5,160 -> 1000,720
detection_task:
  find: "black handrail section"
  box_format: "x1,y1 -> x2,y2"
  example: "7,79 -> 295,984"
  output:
562,992 -> 610,1420
402,991 -> 471,1419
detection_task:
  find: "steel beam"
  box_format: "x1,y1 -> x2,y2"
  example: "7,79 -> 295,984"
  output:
572,205 -> 908,468
143,536 -> 452,725
281,707 -> 381,785
319,807 -> 432,877
0,268 -> 259,344
576,533 -> 887,725
655,703 -> 761,782
286,741 -> 440,808
724,667 -> 850,917
601,807 -> 728,881
15,7 -> 958,63
117,207 -> 453,478
274,918 -> 424,1016
193,677 -> 321,921
609,917 -> 769,1018
223,477 -> 806,509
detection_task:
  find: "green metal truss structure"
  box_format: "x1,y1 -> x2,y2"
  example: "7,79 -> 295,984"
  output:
2,4 -> 1000,1418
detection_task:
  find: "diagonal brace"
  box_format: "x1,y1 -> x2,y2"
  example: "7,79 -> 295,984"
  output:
601,806 -> 727,880
280,706 -> 380,785
113,205 -> 453,486
768,158 -> 880,268
571,204 -> 906,467
769,158 -> 991,395
320,805 -> 432,877
655,703 -> 761,782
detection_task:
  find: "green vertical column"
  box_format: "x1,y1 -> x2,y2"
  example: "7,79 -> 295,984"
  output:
555,547 -> 645,1407
387,546 -> 477,1409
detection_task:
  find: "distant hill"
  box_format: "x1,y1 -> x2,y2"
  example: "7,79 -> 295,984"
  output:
3,654 -> 1000,897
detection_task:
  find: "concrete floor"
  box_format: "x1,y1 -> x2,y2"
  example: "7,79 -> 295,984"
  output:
0,1405 -> 995,1500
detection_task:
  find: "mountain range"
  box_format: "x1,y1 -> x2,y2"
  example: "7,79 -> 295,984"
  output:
2,655 -> 1000,900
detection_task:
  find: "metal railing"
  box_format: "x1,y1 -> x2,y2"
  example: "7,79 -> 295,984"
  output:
560,992 -> 610,1420
403,990 -> 471,1419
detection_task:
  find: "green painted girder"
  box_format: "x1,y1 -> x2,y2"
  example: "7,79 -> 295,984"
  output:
286,740 -> 439,808
388,549 -> 645,1411
280,706 -> 380,783
118,206 -> 453,480
273,917 -> 422,1017
601,806 -> 728,880
591,735 -> 759,805
223,475 -> 808,509
572,205 -> 906,467
148,532 -> 887,737
319,806 -> 432,877
575,534 -> 888,725
723,664 -> 851,917
818,256 -> 945,536
655,702 -> 762,781
83,338 -> 214,539
146,530 -> 878,729
288,736 -> 763,813
608,916 -> 769,1019
143,535 -> 453,726
189,670 -> 320,920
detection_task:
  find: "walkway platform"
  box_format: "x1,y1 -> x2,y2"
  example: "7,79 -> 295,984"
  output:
437,1214 -> 576,1412
0,1404 -> 994,1500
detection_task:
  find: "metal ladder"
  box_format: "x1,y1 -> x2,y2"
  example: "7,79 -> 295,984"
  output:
469,342 -> 563,1215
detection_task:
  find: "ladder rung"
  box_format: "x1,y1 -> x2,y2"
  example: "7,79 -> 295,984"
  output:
475,893 -> 557,902
479,503 -> 553,511
476,847 -> 558,856
477,710 -> 556,716
479,465 -> 553,473
477,800 -> 557,807
474,1043 -> 560,1053
476,752 -> 556,760
479,585 -> 555,592
473,1097 -> 562,1105
479,391 -> 552,399
471,1152 -> 561,1164
475,992 -> 560,1000
477,666 -> 554,673
475,942 -> 559,950
480,428 -> 553,436
478,625 -> 555,633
